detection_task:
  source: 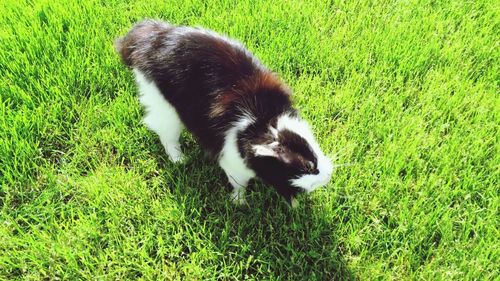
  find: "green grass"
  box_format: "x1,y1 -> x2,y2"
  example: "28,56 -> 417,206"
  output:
1,0 -> 498,279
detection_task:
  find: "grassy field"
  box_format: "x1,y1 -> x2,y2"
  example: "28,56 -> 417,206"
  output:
1,0 -> 498,279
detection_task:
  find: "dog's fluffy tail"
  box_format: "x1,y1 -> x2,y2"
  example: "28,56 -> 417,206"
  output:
114,19 -> 172,67
114,36 -> 130,66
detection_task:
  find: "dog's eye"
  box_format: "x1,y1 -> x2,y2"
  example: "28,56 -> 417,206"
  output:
304,161 -> 319,174
305,161 -> 314,171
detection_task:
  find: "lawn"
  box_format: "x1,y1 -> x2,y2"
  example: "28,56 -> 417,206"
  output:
0,0 -> 498,279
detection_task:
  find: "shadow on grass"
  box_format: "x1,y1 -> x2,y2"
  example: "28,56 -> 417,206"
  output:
154,144 -> 354,280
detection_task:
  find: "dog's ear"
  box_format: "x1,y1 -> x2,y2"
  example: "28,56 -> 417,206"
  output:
252,141 -> 280,158
252,141 -> 294,164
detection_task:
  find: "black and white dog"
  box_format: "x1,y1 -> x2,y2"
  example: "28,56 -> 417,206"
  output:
115,20 -> 333,206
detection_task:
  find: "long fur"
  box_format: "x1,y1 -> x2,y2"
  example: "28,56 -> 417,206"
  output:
116,20 -> 333,205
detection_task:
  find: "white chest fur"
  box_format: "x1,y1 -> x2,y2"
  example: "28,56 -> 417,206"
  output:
218,115 -> 256,204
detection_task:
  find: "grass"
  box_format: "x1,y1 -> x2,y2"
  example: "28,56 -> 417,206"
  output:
0,0 -> 498,279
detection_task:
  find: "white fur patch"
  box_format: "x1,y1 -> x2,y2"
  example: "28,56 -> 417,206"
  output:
252,141 -> 279,157
133,69 -> 184,162
277,113 -> 333,192
218,115 -> 256,204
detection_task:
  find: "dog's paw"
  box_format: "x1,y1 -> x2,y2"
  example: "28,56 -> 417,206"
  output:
230,189 -> 247,206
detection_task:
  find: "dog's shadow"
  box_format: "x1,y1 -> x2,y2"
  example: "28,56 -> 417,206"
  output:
152,140 -> 353,280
